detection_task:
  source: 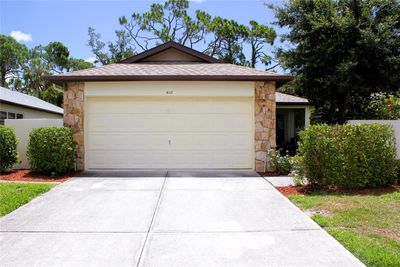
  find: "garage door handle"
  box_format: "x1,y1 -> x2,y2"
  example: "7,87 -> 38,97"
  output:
169,140 -> 171,145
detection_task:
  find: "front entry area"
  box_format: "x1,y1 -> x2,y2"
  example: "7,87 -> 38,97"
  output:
86,96 -> 253,169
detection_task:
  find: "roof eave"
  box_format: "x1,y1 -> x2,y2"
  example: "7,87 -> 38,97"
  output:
276,102 -> 312,106
0,99 -> 64,115
44,74 -> 293,86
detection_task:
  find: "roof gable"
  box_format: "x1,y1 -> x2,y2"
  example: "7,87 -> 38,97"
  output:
119,41 -> 220,64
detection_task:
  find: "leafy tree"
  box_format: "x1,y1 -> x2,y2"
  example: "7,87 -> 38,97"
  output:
7,40 -> 93,106
246,21 -> 276,68
44,42 -> 70,72
271,0 -> 400,124
119,0 -> 205,50
0,34 -> 28,87
41,86 -> 64,107
201,16 -> 247,65
67,58 -> 93,72
88,28 -> 135,65
90,0 -> 276,67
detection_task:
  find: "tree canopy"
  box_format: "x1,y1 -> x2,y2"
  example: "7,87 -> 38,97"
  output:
271,0 -> 400,123
0,36 -> 93,106
88,0 -> 277,68
0,35 -> 28,87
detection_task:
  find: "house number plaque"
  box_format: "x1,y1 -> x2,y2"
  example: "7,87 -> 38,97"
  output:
166,90 -> 173,95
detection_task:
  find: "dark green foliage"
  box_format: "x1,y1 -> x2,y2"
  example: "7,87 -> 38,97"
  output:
41,86 -> 64,107
27,127 -> 76,175
0,34 -> 29,87
298,124 -> 398,189
0,126 -> 19,172
271,0 -> 400,124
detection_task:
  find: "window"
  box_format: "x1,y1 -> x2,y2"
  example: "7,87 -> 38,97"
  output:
0,111 -> 6,120
17,114 -> 23,119
7,112 -> 15,119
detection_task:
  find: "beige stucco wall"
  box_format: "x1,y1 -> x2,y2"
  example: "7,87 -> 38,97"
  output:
4,119 -> 63,169
65,81 -> 276,171
1,103 -> 63,119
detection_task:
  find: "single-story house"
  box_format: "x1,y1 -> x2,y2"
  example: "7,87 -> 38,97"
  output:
0,86 -> 63,124
276,92 -> 313,155
46,41 -> 292,172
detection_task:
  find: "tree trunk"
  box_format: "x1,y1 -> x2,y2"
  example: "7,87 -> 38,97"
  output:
0,65 -> 6,87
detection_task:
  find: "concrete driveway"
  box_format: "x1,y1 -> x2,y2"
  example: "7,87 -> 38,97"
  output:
0,170 -> 364,267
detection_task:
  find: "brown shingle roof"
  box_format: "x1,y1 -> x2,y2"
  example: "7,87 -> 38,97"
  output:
45,63 -> 292,84
276,92 -> 310,104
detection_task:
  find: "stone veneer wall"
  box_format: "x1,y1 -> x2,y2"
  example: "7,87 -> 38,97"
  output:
64,82 -> 85,171
254,81 -> 276,172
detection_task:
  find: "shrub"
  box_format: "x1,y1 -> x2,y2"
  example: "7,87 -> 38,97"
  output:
290,155 -> 306,186
27,127 -> 76,175
268,150 -> 293,175
0,126 -> 19,172
298,124 -> 397,189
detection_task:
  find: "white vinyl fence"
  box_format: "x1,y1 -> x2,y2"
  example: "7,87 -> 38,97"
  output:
4,119 -> 63,169
348,120 -> 400,159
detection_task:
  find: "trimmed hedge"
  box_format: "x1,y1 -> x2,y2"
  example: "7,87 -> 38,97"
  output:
0,126 -> 19,172
298,124 -> 398,189
27,127 -> 76,175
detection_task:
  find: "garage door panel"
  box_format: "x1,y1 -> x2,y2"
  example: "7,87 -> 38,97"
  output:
88,97 -> 171,114
88,133 -> 170,150
88,150 -> 170,168
86,96 -> 253,169
212,98 -> 252,113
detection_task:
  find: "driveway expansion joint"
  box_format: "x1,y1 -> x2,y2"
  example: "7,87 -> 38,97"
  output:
135,174 -> 167,267
148,228 -> 323,234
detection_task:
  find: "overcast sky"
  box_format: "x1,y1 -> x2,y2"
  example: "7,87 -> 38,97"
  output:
1,0 -> 288,72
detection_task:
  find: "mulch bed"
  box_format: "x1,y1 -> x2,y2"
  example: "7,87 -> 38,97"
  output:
0,170 -> 74,183
276,186 -> 308,196
276,185 -> 400,196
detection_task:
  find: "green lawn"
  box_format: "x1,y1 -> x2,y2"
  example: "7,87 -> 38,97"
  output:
289,191 -> 400,267
0,182 -> 54,217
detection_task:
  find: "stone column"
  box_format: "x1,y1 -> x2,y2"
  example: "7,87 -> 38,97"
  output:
64,82 -> 85,171
254,81 -> 276,172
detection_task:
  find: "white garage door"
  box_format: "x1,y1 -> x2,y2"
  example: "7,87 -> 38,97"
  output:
86,96 -> 253,169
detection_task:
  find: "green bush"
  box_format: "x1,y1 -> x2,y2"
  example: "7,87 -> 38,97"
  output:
298,124 -> 397,189
27,127 -> 76,175
0,126 -> 19,172
268,150 -> 293,175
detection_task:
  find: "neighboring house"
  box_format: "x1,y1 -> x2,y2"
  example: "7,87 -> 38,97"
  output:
0,86 -> 63,124
276,92 -> 313,155
46,41 -> 292,172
